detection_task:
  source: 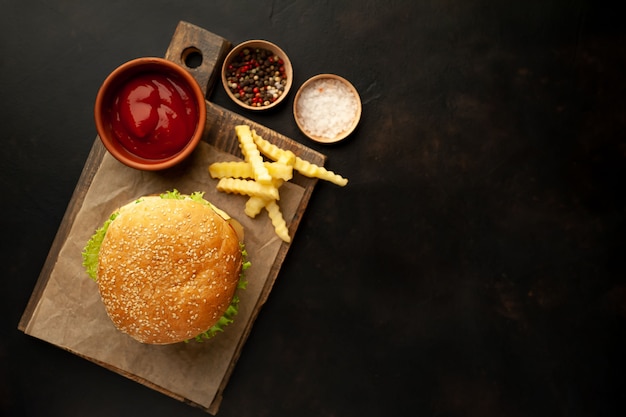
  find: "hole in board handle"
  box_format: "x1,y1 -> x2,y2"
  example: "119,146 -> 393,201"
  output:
182,47 -> 203,69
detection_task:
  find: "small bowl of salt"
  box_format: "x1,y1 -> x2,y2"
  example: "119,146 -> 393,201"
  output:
293,74 -> 361,144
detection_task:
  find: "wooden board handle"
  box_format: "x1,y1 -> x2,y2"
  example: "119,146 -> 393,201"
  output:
164,21 -> 232,98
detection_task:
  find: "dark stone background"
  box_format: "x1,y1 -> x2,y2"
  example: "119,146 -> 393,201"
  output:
2,1 -> 624,416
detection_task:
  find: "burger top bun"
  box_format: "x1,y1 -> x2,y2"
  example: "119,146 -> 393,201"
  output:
96,195 -> 243,344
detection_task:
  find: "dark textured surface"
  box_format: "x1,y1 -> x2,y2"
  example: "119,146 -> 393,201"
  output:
2,1 -> 625,416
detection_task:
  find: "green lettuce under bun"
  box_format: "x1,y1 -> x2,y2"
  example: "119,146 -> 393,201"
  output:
81,189 -> 250,342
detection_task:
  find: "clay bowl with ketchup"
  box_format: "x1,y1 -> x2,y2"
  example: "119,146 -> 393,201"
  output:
95,57 -> 206,171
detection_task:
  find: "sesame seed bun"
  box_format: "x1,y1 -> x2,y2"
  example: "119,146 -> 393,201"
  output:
96,195 -> 243,344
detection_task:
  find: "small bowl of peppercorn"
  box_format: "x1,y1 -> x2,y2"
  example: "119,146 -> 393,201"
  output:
221,40 -> 293,111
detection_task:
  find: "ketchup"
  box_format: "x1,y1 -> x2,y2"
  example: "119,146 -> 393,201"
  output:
109,72 -> 199,160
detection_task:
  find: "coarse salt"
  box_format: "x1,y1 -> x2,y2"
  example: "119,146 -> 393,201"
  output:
296,78 -> 359,141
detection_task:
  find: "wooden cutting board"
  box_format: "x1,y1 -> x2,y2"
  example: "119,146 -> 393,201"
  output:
18,21 -> 325,414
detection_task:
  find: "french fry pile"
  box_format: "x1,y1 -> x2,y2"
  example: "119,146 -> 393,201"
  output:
208,125 -> 348,242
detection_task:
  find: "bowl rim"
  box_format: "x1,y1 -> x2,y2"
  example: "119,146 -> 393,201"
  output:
221,39 -> 293,111
293,73 -> 362,144
94,57 -> 206,171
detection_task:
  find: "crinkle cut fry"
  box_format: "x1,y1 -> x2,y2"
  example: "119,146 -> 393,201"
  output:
209,161 -> 293,181
244,196 -> 266,218
209,161 -> 254,179
293,157 -> 348,186
251,129 -> 348,186
251,129 -> 292,162
244,178 -> 284,218
265,199 -> 291,243
235,125 -> 273,185
217,177 -> 280,201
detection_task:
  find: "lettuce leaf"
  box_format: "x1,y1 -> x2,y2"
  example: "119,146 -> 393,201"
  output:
191,297 -> 240,341
160,189 -> 185,200
81,212 -> 118,281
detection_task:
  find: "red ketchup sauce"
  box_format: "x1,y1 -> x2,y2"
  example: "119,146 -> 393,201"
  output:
109,72 -> 199,160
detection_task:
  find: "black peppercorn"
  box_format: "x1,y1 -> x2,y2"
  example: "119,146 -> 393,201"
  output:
225,47 -> 288,108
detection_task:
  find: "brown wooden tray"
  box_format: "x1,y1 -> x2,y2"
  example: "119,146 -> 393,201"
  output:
18,21 -> 325,414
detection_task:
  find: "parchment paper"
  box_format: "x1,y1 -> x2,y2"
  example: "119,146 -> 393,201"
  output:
23,141 -> 304,409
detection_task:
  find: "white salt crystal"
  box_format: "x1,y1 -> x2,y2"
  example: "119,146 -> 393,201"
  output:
296,78 -> 359,140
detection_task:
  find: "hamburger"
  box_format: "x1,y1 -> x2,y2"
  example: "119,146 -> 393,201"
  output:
81,190 -> 250,344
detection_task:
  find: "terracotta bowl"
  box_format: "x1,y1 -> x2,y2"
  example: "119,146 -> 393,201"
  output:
293,74 -> 361,144
94,57 -> 206,171
221,40 -> 293,111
